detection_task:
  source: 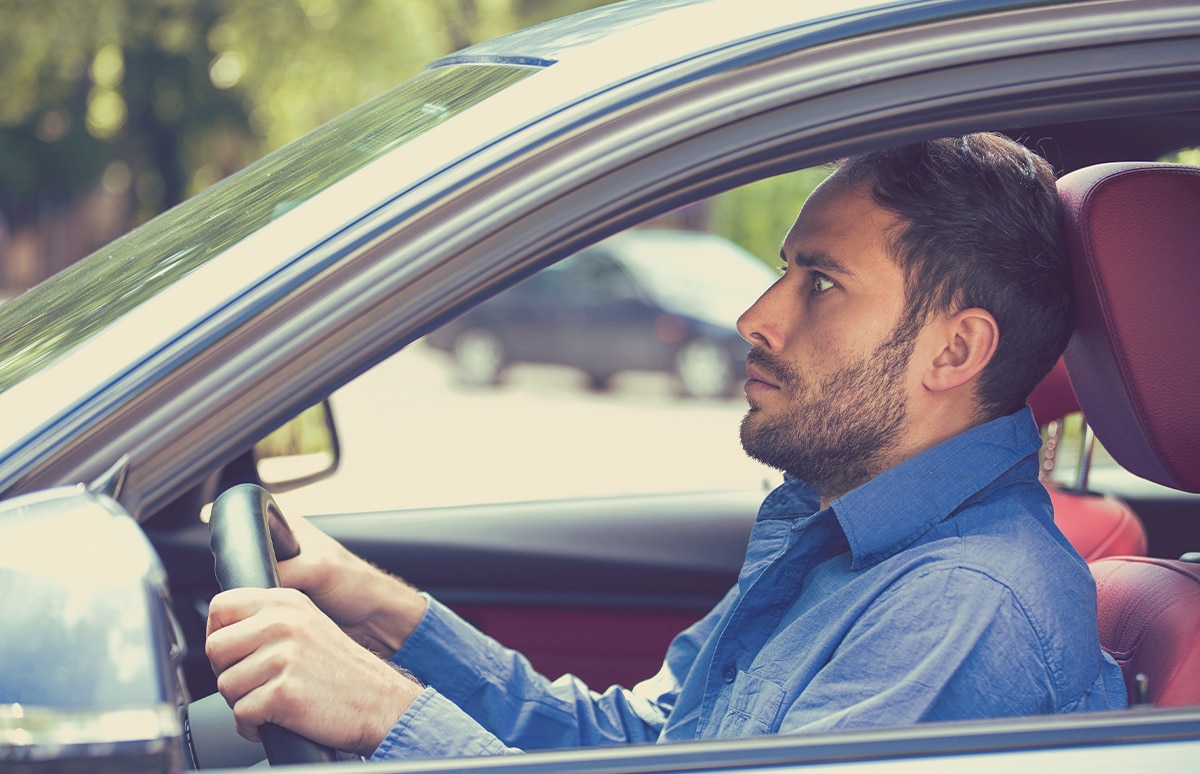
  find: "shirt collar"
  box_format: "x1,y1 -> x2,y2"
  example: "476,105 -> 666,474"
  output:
830,407 -> 1043,570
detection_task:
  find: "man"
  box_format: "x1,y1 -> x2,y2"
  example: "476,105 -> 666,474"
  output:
205,133 -> 1128,761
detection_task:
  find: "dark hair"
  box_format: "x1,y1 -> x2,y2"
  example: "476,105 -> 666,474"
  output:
838,133 -> 1072,420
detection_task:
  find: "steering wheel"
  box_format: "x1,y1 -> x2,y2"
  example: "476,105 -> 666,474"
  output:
208,483 -> 339,765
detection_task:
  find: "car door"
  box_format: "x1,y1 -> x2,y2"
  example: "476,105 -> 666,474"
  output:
149,482 -> 761,701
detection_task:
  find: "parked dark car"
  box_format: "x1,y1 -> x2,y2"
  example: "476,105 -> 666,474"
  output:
425,229 -> 779,397
2,0 -> 1199,772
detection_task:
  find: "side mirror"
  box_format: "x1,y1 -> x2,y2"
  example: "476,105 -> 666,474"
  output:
252,400 -> 340,493
0,488 -> 189,770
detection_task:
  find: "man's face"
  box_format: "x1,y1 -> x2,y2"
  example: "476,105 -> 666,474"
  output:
737,175 -> 920,502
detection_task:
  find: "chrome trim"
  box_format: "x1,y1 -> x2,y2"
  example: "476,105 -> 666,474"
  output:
0,703 -> 180,752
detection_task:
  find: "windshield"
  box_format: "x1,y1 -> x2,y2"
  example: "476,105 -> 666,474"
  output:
0,63 -> 536,394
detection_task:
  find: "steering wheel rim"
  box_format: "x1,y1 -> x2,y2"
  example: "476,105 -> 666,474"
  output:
209,483 -> 339,765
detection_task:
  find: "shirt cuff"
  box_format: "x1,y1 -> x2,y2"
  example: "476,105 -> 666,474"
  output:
370,687 -> 520,760
395,595 -> 502,700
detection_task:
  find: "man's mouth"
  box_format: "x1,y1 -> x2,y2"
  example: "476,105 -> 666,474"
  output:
744,348 -> 792,388
744,362 -> 778,389
744,351 -> 785,392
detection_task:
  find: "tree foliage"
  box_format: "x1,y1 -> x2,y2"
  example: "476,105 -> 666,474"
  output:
0,1 -> 606,223
0,0 -> 821,288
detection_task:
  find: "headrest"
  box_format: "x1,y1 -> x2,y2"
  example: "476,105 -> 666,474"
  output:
1057,163 -> 1200,493
1028,358 -> 1078,427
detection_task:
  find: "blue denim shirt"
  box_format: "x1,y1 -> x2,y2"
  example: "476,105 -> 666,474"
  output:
372,408 -> 1127,760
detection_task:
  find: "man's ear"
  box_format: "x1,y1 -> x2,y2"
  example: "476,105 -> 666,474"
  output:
924,308 -> 999,393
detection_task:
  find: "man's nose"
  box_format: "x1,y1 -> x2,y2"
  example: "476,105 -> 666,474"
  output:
737,288 -> 782,350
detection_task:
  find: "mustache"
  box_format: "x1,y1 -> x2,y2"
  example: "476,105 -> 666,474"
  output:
745,347 -> 798,387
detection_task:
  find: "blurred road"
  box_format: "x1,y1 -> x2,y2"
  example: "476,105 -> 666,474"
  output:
275,342 -> 780,516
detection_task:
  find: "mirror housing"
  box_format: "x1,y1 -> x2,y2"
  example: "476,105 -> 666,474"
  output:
253,400 -> 341,493
0,487 -> 189,771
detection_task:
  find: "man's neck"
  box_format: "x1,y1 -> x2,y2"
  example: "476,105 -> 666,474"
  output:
816,403 -> 987,511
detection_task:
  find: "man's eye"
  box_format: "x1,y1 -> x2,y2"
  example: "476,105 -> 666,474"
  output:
812,273 -> 835,294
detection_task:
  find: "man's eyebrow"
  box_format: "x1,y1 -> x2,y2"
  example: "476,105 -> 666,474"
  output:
779,248 -> 858,279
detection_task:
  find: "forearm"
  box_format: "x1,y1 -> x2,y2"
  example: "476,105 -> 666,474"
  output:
338,568 -> 428,656
275,517 -> 429,656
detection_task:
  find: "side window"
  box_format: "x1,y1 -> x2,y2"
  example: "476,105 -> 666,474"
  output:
273,170 -> 829,517
505,265 -> 562,303
563,250 -> 643,305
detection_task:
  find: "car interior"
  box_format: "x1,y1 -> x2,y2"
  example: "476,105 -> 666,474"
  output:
1029,358 -> 1149,562
136,108 -> 1200,767
1055,160 -> 1200,707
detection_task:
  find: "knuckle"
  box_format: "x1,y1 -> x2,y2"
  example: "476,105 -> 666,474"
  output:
271,678 -> 297,707
262,647 -> 291,677
204,638 -> 224,668
230,699 -> 256,726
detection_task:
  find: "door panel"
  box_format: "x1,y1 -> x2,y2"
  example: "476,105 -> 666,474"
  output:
448,604 -> 701,689
150,488 -> 758,699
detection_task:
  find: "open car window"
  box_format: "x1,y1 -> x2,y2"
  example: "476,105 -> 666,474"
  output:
273,222 -> 790,515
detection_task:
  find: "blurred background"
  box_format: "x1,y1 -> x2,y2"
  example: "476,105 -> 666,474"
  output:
0,0 -> 825,299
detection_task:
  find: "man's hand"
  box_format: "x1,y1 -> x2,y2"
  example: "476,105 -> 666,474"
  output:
275,516 -> 428,655
205,587 -> 422,756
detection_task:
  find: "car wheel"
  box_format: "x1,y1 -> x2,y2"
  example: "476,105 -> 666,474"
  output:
452,328 -> 504,387
674,338 -> 735,399
586,371 -> 613,392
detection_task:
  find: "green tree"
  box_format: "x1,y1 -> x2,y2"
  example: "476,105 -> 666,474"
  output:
0,0 -> 613,289
710,166 -> 834,269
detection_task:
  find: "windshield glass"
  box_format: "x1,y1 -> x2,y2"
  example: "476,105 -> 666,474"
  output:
0,63 -> 536,394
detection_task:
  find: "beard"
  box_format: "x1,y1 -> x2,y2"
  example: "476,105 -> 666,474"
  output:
740,321 -> 918,501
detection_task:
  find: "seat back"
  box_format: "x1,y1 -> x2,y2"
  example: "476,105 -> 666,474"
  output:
1028,359 -> 1148,561
1057,161 -> 1200,706
1089,557 -> 1200,706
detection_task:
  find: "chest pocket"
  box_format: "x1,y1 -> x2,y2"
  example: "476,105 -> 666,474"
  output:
714,669 -> 786,738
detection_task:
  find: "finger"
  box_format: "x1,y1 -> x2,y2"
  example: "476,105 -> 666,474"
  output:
206,587 -> 310,638
205,588 -> 273,638
275,520 -> 341,591
226,659 -> 307,742
214,639 -> 289,711
236,719 -> 262,744
205,590 -> 311,673
206,616 -> 268,676
231,685 -> 276,743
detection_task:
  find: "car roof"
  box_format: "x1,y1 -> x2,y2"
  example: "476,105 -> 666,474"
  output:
432,0 -> 1046,68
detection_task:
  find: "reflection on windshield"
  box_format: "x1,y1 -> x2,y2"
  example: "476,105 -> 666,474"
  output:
0,64 -> 535,394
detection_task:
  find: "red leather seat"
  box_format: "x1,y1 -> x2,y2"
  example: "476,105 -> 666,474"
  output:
1028,358 -> 1148,561
1057,161 -> 1200,706
1089,557 -> 1200,706
1045,487 -> 1148,562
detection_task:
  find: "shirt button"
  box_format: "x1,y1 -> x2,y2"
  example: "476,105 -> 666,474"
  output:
722,664 -> 736,684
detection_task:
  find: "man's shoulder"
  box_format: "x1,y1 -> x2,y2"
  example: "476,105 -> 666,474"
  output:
891,484 -> 1097,633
